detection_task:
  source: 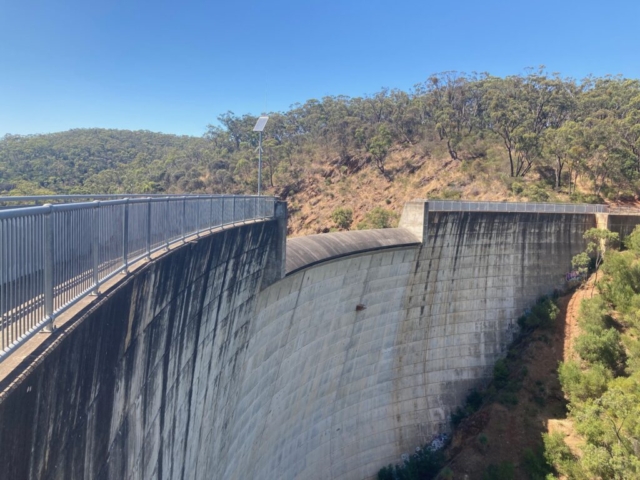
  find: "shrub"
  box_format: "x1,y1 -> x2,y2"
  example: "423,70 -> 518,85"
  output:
482,462 -> 515,480
432,188 -> 462,200
377,448 -> 444,480
519,296 -> 559,330
522,447 -> 553,480
511,181 -> 525,195
575,328 -> 625,371
356,207 -> 398,230
439,466 -> 454,479
570,192 -> 603,204
466,389 -> 483,410
523,183 -> 550,202
497,391 -> 519,407
331,207 -> 353,229
450,389 -> 484,426
477,433 -> 489,449
493,358 -> 510,388
578,296 -> 609,332
625,225 -> 640,255
543,432 -> 584,478
558,361 -> 611,402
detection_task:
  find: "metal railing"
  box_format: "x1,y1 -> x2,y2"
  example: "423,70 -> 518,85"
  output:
428,200 -> 609,214
0,195 -> 276,362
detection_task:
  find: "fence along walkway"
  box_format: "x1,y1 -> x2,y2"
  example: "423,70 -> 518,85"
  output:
427,200 -> 608,214
0,195 -> 276,363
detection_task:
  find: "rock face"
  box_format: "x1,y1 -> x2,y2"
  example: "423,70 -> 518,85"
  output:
1,203 -> 631,480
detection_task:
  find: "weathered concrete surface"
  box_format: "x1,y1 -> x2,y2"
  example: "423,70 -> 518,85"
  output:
0,221 -> 283,480
286,228 -> 420,274
2,204 -> 636,480
227,211 -> 598,480
602,213 -> 640,241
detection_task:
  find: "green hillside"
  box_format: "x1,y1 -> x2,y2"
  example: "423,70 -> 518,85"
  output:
2,70 -> 639,234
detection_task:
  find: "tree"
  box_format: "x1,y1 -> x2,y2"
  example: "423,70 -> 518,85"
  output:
368,124 -> 393,176
572,228 -> 619,292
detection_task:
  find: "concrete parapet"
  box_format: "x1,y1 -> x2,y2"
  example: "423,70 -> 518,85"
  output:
399,199 -> 428,241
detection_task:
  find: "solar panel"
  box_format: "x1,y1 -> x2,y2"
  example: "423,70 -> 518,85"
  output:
253,116 -> 269,132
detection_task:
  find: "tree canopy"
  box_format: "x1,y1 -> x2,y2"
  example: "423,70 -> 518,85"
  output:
2,69 -> 640,202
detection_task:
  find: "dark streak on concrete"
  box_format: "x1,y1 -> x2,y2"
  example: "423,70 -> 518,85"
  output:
0,220 -> 282,480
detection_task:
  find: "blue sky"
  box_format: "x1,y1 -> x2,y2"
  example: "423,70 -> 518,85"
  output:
1,0 -> 639,137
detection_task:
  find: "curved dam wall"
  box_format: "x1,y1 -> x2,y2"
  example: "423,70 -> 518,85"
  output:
224,210 -> 596,479
0,220 -> 283,480
2,202 -> 628,480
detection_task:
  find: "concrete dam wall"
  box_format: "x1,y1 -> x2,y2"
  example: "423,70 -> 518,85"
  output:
1,202 -> 631,480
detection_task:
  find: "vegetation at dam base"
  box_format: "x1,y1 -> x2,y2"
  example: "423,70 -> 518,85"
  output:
378,296 -> 561,480
2,69 -> 640,235
549,227 -> 640,479
379,226 -> 640,480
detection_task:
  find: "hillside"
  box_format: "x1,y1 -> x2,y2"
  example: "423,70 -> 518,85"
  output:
2,70 -> 640,236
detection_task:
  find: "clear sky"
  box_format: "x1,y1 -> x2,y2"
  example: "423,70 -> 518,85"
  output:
1,0 -> 639,137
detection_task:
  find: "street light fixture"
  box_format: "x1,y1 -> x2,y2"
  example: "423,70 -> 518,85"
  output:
253,116 -> 269,196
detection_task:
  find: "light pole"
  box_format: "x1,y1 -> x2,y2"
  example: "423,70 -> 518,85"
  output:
253,116 -> 269,196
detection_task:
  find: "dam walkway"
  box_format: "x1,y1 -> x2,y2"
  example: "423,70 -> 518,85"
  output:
0,194 -> 277,363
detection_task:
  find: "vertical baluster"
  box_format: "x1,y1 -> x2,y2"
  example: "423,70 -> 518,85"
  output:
165,197 -> 170,251
182,197 -> 187,243
91,201 -> 100,295
44,205 -> 55,331
1,219 -> 6,350
123,199 -> 129,274
210,197 -> 214,232
196,196 -> 200,237
146,200 -> 152,259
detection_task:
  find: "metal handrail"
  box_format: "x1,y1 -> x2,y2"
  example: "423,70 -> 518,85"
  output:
427,200 -> 609,214
0,195 -> 277,362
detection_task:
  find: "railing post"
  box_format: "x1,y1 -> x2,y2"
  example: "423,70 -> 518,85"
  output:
233,197 -> 236,224
43,204 -> 55,331
165,197 -> 170,251
146,199 -> 152,260
210,196 -> 214,232
182,196 -> 187,243
91,201 -> 100,295
195,196 -> 200,237
122,198 -> 129,274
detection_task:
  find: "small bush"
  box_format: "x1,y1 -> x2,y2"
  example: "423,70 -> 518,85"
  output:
511,181 -> 525,195
543,432 -> 583,478
432,188 -> 462,200
482,461 -> 515,480
377,448 -> 445,480
523,183 -> 550,202
575,328 -> 625,371
356,207 -> 398,230
331,207 -> 353,229
439,466 -> 454,479
497,391 -> 519,407
518,296 -> 559,330
477,433 -> 489,449
558,360 -> 611,402
466,389 -> 484,410
570,192 -> 603,204
451,389 -> 484,426
493,359 -> 510,387
522,447 -> 553,480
